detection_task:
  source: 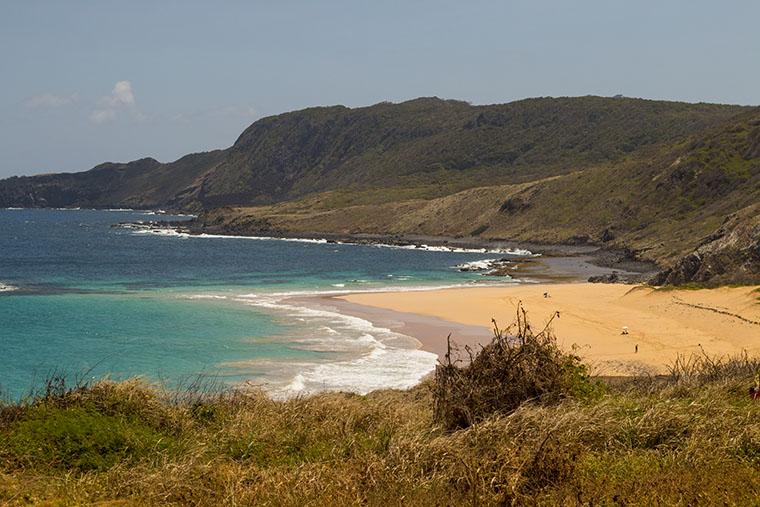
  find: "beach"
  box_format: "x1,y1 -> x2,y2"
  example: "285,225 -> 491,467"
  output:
335,283 -> 760,376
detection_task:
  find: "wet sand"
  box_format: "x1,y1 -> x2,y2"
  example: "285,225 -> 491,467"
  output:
288,294 -> 493,361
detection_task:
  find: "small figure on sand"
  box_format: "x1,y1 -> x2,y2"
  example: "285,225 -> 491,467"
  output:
750,374 -> 760,401
621,326 -> 629,335
543,292 -> 550,298
635,344 -> 638,354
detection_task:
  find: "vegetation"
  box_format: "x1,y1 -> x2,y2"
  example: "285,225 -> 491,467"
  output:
0,96 -> 745,210
194,107 -> 760,283
433,304 -> 601,429
2,313 -> 760,505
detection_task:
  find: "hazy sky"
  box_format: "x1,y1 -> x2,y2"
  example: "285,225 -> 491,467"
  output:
2,1 -> 759,178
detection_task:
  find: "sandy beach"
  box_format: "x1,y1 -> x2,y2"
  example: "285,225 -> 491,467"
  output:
336,283 -> 760,376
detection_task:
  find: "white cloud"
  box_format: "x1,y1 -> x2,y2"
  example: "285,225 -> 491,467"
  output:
89,108 -> 116,124
23,93 -> 78,109
90,80 -> 140,124
99,80 -> 135,108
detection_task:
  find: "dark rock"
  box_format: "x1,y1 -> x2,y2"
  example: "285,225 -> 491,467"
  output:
600,228 -> 615,242
588,272 -> 622,283
588,271 -> 645,284
652,203 -> 760,285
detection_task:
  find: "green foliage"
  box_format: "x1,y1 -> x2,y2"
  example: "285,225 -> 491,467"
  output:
0,96 -> 746,210
2,405 -> 171,472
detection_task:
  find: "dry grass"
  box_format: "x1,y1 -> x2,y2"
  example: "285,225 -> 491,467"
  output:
2,319 -> 760,505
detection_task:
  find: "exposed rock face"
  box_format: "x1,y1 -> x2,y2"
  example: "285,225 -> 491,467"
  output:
651,204 -> 760,285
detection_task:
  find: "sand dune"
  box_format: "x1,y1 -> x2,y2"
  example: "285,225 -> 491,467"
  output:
340,283 -> 760,376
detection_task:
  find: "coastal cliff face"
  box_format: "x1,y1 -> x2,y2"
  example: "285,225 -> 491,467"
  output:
651,204 -> 760,285
1,96 -> 758,284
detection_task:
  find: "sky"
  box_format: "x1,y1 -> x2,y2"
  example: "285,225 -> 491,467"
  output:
1,1 -> 759,178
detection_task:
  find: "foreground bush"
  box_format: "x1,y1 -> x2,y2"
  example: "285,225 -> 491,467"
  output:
433,303 -> 600,429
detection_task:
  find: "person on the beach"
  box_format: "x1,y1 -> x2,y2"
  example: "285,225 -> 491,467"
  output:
635,344 -> 638,354
751,375 -> 760,400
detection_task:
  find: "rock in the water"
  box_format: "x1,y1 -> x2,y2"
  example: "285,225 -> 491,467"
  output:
454,258 -> 514,276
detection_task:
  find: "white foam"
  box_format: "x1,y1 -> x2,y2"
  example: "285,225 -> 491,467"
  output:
285,346 -> 435,396
225,291 -> 439,398
285,374 -> 307,392
369,243 -> 539,255
455,259 -> 500,271
130,226 -> 330,243
124,225 -> 539,255
507,248 -> 540,257
0,282 -> 18,293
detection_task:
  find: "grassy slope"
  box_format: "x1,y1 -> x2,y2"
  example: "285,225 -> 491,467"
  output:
2,373 -> 759,505
0,96 -> 746,210
201,107 -> 760,267
197,97 -> 744,206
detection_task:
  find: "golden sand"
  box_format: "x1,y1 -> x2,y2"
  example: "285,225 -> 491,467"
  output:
340,284 -> 760,375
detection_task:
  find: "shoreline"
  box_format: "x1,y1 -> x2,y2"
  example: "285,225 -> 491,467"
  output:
287,293 -> 494,362
12,206 -> 655,274
328,283 -> 760,376
124,219 -> 657,283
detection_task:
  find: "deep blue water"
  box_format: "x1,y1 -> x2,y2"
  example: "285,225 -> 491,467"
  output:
0,209 -> 514,399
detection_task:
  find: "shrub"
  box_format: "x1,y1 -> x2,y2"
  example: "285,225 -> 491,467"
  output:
432,303 -> 601,430
3,406 -> 170,472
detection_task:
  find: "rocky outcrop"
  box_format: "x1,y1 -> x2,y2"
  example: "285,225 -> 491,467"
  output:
651,204 -> 760,285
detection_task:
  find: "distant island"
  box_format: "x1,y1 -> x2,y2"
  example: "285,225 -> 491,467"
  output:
2,95 -> 759,285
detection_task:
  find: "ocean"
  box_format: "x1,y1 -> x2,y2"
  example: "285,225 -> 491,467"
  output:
0,209 -> 528,400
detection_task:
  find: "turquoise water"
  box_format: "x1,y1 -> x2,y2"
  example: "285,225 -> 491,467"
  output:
0,209 -> 521,399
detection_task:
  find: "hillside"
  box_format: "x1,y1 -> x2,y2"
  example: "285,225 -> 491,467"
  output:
189,107 -> 760,283
0,96 -> 745,210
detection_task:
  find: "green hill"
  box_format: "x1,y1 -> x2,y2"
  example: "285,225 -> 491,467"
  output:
0,96 -> 745,210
